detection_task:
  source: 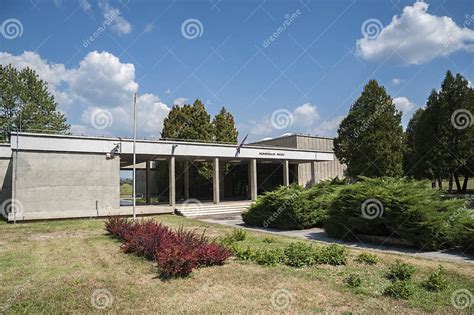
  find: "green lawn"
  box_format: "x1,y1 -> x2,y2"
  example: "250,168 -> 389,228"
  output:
0,215 -> 472,313
120,183 -> 132,195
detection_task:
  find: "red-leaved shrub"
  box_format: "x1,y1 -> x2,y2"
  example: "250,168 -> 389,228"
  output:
105,216 -> 134,240
120,220 -> 175,260
155,245 -> 198,277
195,242 -> 232,266
104,217 -> 231,277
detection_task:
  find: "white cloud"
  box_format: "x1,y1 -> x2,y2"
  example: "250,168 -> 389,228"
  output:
79,0 -> 92,12
0,51 -> 170,138
357,1 -> 474,65
293,103 -> 320,127
393,96 -> 415,113
98,0 -> 132,35
392,78 -> 402,85
312,116 -> 344,137
144,23 -> 155,33
173,97 -> 188,106
249,103 -> 320,136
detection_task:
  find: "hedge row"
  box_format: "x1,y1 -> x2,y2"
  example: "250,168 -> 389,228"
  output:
105,217 -> 231,277
242,177 -> 473,252
242,178 -> 345,229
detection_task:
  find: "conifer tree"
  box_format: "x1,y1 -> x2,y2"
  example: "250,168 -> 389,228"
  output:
334,80 -> 404,178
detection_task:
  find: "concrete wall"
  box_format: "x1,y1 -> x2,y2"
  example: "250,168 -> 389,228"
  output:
252,134 -> 345,186
295,136 -> 346,186
12,151 -> 120,221
253,136 -> 298,148
0,158 -> 12,217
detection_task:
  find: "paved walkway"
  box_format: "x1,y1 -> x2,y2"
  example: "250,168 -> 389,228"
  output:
199,214 -> 474,264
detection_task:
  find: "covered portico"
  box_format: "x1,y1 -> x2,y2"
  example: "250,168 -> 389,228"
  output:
5,133 -> 334,221
118,139 -> 333,206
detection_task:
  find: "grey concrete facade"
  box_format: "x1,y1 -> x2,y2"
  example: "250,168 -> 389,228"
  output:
0,144 -> 12,212
0,132 -> 341,221
12,151 -> 119,221
252,134 -> 346,186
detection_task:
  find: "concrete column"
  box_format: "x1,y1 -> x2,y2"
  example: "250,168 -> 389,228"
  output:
213,158 -> 220,204
219,161 -> 225,201
249,158 -> 257,201
145,160 -> 151,204
184,160 -> 190,200
311,161 -> 317,186
283,160 -> 290,186
169,156 -> 175,206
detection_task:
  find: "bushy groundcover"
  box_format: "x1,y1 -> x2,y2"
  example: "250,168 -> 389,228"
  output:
324,177 -> 471,251
105,217 -> 231,277
241,177 -> 472,251
242,178 -> 345,229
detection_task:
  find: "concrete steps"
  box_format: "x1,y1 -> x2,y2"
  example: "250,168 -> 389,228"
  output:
175,202 -> 252,217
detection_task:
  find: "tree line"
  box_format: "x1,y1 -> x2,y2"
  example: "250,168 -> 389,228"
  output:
0,65 -> 69,140
334,71 -> 474,193
0,65 -> 239,144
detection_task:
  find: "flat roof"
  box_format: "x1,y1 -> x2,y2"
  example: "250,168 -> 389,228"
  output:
251,133 -> 335,145
10,132 -> 334,163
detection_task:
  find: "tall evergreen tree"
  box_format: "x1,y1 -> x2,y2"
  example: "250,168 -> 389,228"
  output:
404,108 -> 425,179
161,99 -> 214,141
212,107 -> 238,144
0,65 -> 69,140
334,80 -> 404,178
406,71 -> 474,193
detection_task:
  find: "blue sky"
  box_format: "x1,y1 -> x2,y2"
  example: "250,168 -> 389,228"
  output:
0,0 -> 473,141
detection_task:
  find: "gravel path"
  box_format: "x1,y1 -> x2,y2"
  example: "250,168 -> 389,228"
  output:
198,214 -> 474,264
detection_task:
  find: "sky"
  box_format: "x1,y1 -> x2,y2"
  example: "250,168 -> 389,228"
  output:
0,0 -> 473,142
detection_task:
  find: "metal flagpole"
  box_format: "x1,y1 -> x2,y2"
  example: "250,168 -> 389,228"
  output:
132,93 -> 137,220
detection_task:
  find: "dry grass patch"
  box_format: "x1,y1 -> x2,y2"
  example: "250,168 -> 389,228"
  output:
0,215 -> 472,313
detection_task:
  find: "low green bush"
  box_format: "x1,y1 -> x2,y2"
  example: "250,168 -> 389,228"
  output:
385,260 -> 417,282
242,179 -> 345,229
453,215 -> 474,254
324,177 -> 470,250
283,242 -> 316,267
345,274 -> 362,288
422,266 -> 449,292
315,244 -> 349,266
383,281 -> 415,299
262,236 -> 275,243
254,248 -> 284,266
356,252 -> 379,265
220,228 -> 247,246
232,246 -> 255,261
